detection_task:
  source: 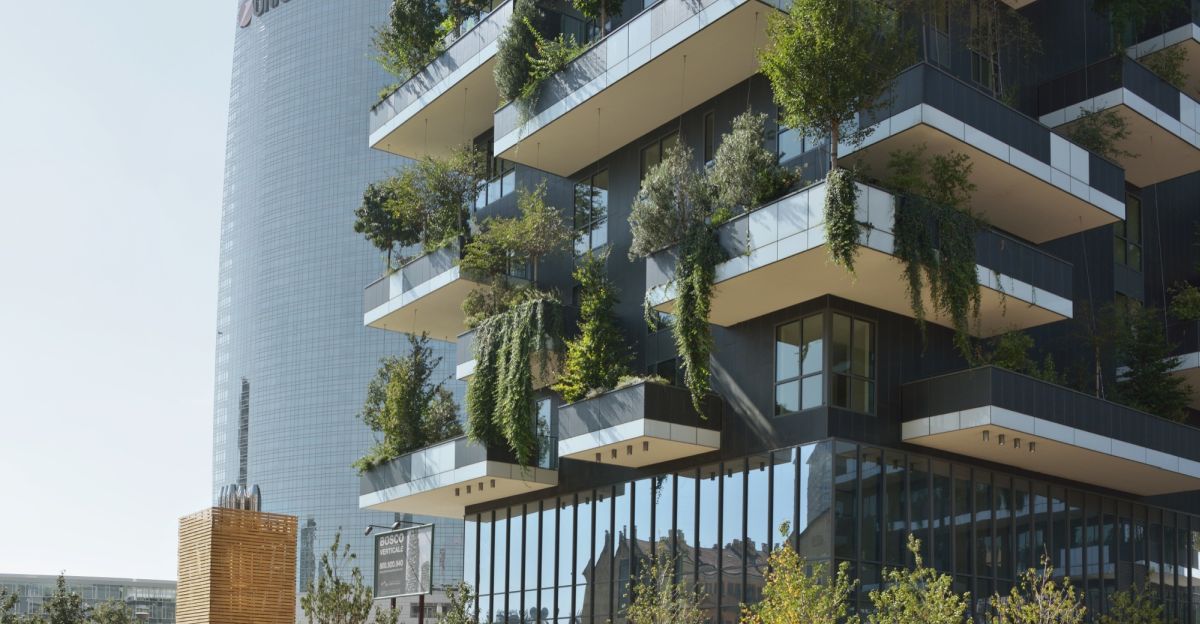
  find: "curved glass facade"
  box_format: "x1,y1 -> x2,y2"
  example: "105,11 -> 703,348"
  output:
212,0 -> 463,595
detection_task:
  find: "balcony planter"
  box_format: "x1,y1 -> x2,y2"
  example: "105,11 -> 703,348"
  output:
359,435 -> 557,519
455,305 -> 576,386
557,381 -> 722,468
900,366 -> 1200,496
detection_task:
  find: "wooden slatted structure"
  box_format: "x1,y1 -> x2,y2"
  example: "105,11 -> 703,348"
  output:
177,507 -> 297,624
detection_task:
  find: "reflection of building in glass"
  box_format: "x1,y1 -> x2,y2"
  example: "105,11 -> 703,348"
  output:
0,574 -> 175,624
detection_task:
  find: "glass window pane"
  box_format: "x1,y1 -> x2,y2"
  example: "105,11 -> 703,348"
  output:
884,451 -> 906,566
832,314 -> 851,375
612,484 -> 631,624
678,470 -> 699,590
594,489 -> 613,623
662,132 -> 679,153
954,466 -> 972,576
851,379 -> 874,414
541,501 -> 556,590
801,442 -> 833,560
776,322 -> 801,381
776,381 -> 799,415
834,441 -> 859,560
575,495 -> 592,590
466,515 -> 479,593
802,314 -> 823,375
778,126 -> 803,163
1129,245 -> 1142,271
722,461 -> 747,610
480,511 -> 494,595
697,465 -> 720,621
772,449 -> 796,549
852,318 -> 873,378
558,499 -> 574,588
1127,195 -> 1141,243
653,475 -> 674,560
495,512 -> 509,595
509,509 -> 523,597
640,144 -> 659,179
525,505 -> 540,595
747,457 -> 770,606
832,374 -> 849,409
860,447 -> 882,563
932,460 -> 952,571
802,375 -> 823,410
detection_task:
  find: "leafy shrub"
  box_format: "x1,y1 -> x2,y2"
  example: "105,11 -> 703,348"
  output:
1169,281 -> 1200,322
1064,107 -> 1135,161
628,143 -> 713,259
495,0 -> 545,103
868,535 -> 969,624
374,0 -> 448,80
824,168 -> 863,273
743,523 -> 856,624
990,555 -> 1086,624
553,249 -> 630,403
707,111 -> 798,214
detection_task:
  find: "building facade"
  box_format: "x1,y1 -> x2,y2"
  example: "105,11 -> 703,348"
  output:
211,0 -> 464,603
358,0 -> 1200,622
0,574 -> 175,623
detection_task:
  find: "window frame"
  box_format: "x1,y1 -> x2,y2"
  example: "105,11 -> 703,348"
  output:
773,308 -> 878,417
639,131 -> 681,180
1114,192 -> 1142,271
573,169 -> 609,255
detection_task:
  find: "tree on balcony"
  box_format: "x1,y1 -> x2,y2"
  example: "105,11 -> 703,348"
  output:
554,249 -> 630,403
355,145 -> 484,270
1112,305 -> 1191,422
1062,107 -> 1136,163
707,111 -> 798,217
354,333 -> 463,473
495,1 -> 545,103
374,0 -> 494,83
572,0 -> 622,40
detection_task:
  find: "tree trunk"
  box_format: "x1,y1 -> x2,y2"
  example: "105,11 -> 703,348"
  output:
600,4 -> 607,39
829,122 -> 840,172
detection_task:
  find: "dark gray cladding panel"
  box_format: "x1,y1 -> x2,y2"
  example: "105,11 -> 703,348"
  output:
557,382 -> 722,439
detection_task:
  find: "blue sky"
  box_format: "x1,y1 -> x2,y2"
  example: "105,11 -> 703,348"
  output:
0,2 -> 233,579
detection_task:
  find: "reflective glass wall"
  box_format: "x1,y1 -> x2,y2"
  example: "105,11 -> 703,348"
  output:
466,440 -> 1200,623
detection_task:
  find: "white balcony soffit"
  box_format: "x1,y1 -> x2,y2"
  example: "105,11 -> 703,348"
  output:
903,406 -> 1200,496
647,182 -> 1072,333
558,419 -> 720,468
1128,24 -> 1200,97
364,266 -> 483,342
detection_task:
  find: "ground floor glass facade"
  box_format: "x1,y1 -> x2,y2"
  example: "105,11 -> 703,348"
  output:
464,439 -> 1200,622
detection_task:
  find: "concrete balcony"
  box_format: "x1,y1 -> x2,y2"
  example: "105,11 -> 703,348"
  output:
1126,0 -> 1200,96
363,243 -> 529,341
1038,55 -> 1200,187
842,63 -> 1125,243
455,305 -> 576,385
493,0 -> 783,177
359,436 -> 557,519
901,366 -> 1200,496
368,0 -> 512,158
645,180 -> 1073,335
557,381 -> 722,468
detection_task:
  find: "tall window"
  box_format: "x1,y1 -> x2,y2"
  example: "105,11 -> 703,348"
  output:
775,312 -> 875,416
574,170 -> 608,254
776,123 -> 805,163
703,112 -> 716,165
475,136 -> 516,210
640,132 -> 680,179
1115,193 -> 1142,270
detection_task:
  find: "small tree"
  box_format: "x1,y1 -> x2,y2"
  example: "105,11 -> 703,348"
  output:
868,535 -> 969,624
373,0 -> 446,80
462,182 -> 573,284
990,555 -> 1086,624
495,0 -> 545,103
760,0 -> 910,171
1113,306 -> 1191,422
978,331 -> 1060,383
1142,46 -> 1190,92
1,587 -> 21,624
355,176 -> 423,270
1098,582 -> 1166,624
742,523 -> 857,624
88,601 -> 136,624
1063,107 -> 1135,162
624,552 -> 707,624
355,332 -> 463,473
301,532 -> 398,624
37,575 -> 87,624
628,143 -> 714,260
553,249 -> 630,402
438,583 -> 476,624
707,111 -> 797,215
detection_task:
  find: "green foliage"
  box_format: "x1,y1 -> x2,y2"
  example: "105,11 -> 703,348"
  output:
519,20 -> 587,106
1063,107 -> 1135,162
628,143 -> 714,260
990,555 -> 1086,624
824,168 -> 864,274
572,0 -> 622,37
1170,281 -> 1200,322
742,523 -> 856,624
495,0 -> 545,104
356,145 -> 484,269
1095,0 -> 1183,51
623,551 -> 707,624
463,182 -> 573,284
438,583 -> 477,624
301,532 -> 395,624
354,332 -> 463,473
1098,582 -> 1166,624
978,331 -> 1060,383
868,535 -> 969,624
0,587 -> 23,624
674,222 -> 724,412
760,0 -> 911,169
466,297 -> 562,466
887,147 -> 981,358
1113,305 -> 1191,422
707,111 -> 797,214
38,575 -> 87,624
554,249 -> 630,403
373,0 -> 446,80
1143,46 -> 1191,92
88,601 -> 135,624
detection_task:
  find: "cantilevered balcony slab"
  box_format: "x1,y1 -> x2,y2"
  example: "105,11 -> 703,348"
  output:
1038,56 -> 1200,187
558,382 -> 722,468
842,64 -> 1125,243
646,180 -> 1073,334
368,1 -> 512,158
1126,4 -> 1200,97
493,0 -> 782,177
363,244 -> 524,341
901,367 -> 1200,496
360,436 -> 557,519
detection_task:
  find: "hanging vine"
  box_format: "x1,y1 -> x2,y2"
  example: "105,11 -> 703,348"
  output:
825,168 -> 865,274
673,222 -> 725,412
465,297 -> 563,466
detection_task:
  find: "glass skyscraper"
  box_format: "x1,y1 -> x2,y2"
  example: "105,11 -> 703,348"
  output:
211,0 -> 463,601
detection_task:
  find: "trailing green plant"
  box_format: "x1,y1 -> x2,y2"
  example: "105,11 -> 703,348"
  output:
622,551 -> 707,624
495,0 -> 545,104
519,21 -> 587,106
868,535 -> 969,624
707,111 -> 798,215
466,297 -> 563,466
886,147 -> 981,358
300,532 -> 399,624
1098,582 -> 1167,624
760,0 -> 912,171
673,221 -> 724,412
742,523 -> 857,624
1143,45 -> 1191,92
1170,281 -> 1200,321
553,249 -> 631,403
977,331 -> 1060,383
989,555 -> 1086,624
1113,305 -> 1191,422
1063,107 -> 1136,162
355,145 -> 484,269
824,168 -> 864,273
354,332 -> 463,473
